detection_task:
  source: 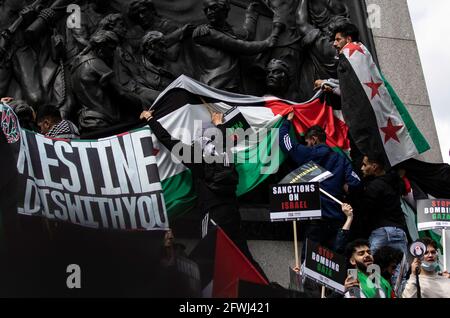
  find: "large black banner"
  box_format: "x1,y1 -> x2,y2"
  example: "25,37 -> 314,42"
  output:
15,125 -> 168,231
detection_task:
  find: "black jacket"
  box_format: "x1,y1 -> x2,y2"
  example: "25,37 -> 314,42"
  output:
148,118 -> 238,210
363,171 -> 407,233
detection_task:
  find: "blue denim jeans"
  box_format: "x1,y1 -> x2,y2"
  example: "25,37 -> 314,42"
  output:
369,227 -> 408,255
369,227 -> 409,294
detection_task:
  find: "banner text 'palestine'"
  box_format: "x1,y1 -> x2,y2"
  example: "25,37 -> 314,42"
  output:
16,128 -> 168,231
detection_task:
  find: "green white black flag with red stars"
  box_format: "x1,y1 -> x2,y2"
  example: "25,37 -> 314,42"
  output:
337,42 -> 430,167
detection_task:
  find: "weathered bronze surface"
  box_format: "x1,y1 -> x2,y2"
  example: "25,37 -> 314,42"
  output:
0,0 -> 377,125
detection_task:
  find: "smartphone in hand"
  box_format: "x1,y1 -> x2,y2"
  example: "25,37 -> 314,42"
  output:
346,269 -> 361,298
348,269 -> 358,281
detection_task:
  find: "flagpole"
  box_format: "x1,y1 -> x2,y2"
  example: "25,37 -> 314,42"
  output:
443,229 -> 447,272
199,96 -> 217,115
320,188 -> 343,206
293,221 -> 300,269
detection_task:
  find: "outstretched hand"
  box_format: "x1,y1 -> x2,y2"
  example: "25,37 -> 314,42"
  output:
344,275 -> 360,291
211,112 -> 224,126
342,203 -> 354,218
314,79 -> 333,93
182,24 -> 196,38
287,111 -> 295,121
1,97 -> 14,103
267,35 -> 278,48
268,23 -> 284,48
411,258 -> 421,275
314,80 -> 325,89
140,110 -> 154,122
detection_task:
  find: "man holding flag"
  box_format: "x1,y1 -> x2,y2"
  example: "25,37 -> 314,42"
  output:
141,109 -> 268,280
320,22 -> 430,168
279,112 -> 361,252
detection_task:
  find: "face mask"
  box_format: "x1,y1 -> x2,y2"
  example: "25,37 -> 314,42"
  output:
421,261 -> 439,272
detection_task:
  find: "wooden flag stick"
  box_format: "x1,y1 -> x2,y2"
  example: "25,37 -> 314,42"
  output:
443,229 -> 447,272
293,221 -> 300,269
320,188 -> 343,206
199,96 -> 216,115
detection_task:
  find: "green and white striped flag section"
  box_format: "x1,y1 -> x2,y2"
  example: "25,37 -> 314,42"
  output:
338,42 -> 430,167
150,75 -> 349,219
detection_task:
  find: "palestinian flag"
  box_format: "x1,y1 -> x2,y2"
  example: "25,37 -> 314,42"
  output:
189,221 -> 268,298
150,75 -> 350,219
338,42 -> 430,167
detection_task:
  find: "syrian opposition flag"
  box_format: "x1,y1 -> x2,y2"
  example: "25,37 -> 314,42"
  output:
149,75 -> 350,219
338,42 -> 430,167
189,221 -> 268,298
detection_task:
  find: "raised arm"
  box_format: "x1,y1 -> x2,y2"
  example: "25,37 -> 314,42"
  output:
164,24 -> 195,48
105,75 -> 145,113
343,157 -> 362,192
402,258 -> 420,298
279,112 -> 298,153
240,2 -> 260,40
297,0 -> 313,35
279,112 -> 316,165
142,111 -> 181,153
141,110 -> 198,171
333,203 -> 353,254
193,26 -> 278,56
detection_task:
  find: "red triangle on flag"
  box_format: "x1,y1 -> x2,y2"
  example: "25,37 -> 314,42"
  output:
212,228 -> 268,298
267,99 -> 350,152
